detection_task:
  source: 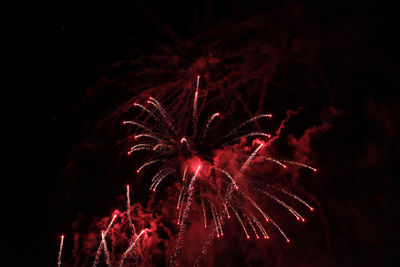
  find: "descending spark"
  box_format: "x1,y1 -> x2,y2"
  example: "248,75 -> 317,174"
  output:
220,197 -> 230,219
127,144 -> 154,155
240,143 -> 264,172
101,231 -> 112,267
216,212 -> 224,237
180,166 -> 201,227
200,112 -> 220,144
119,229 -> 148,267
283,160 -> 317,172
177,183 -> 186,210
126,185 -> 136,234
182,165 -> 188,182
260,189 -> 305,222
57,235 -> 64,267
137,159 -> 166,174
150,169 -> 175,192
193,75 -> 200,136
250,214 -> 269,239
200,187 -> 207,228
231,206 -> 250,239
153,143 -> 170,151
177,195 -> 185,225
132,102 -> 152,114
134,133 -> 161,141
269,217 -> 291,243
170,166 -> 201,266
122,120 -> 153,132
269,186 -> 315,211
262,157 -> 287,168
148,97 -> 179,135
245,214 -> 259,239
213,167 -> 239,190
226,114 -> 272,138
210,203 -> 220,237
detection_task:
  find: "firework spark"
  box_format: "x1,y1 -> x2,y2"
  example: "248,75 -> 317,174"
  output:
119,229 -> 148,267
92,213 -> 117,267
126,185 -> 136,235
57,235 -> 64,267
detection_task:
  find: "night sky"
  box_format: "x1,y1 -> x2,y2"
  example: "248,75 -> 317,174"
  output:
12,0 -> 399,266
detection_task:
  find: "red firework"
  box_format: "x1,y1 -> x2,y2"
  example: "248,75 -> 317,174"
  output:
57,76 -> 318,266
122,76 -> 317,264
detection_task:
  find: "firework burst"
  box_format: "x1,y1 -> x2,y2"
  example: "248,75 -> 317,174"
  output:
123,76 -> 317,264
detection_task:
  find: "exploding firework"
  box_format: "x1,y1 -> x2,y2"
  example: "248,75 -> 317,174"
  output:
123,76 -> 317,264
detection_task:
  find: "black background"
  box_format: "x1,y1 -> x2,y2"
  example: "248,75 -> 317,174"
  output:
10,0 -> 399,266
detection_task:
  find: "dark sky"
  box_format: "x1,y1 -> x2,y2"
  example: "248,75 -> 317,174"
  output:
11,0 -> 399,266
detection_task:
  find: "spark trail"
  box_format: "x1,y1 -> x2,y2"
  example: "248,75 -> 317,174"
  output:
119,229 -> 148,267
57,235 -> 64,267
92,214 -> 117,267
126,185 -> 136,234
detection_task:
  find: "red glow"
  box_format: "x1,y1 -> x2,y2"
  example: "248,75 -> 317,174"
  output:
136,169 -> 140,174
134,135 -> 137,139
313,168 -> 317,172
246,235 -> 250,240
283,165 -> 287,168
126,184 -> 129,189
310,207 -> 314,212
286,239 -> 290,243
227,215 -> 231,219
302,218 -> 306,222
296,217 -> 300,221
256,235 -> 259,239
266,218 -> 269,222
122,121 -> 127,125
61,235 -> 64,239
197,75 -> 200,79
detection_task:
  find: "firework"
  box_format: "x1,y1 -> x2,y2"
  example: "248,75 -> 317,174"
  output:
57,235 -> 64,267
92,213 -> 117,267
123,76 -> 317,264
119,229 -> 148,267
126,185 -> 137,234
101,231 -> 112,267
